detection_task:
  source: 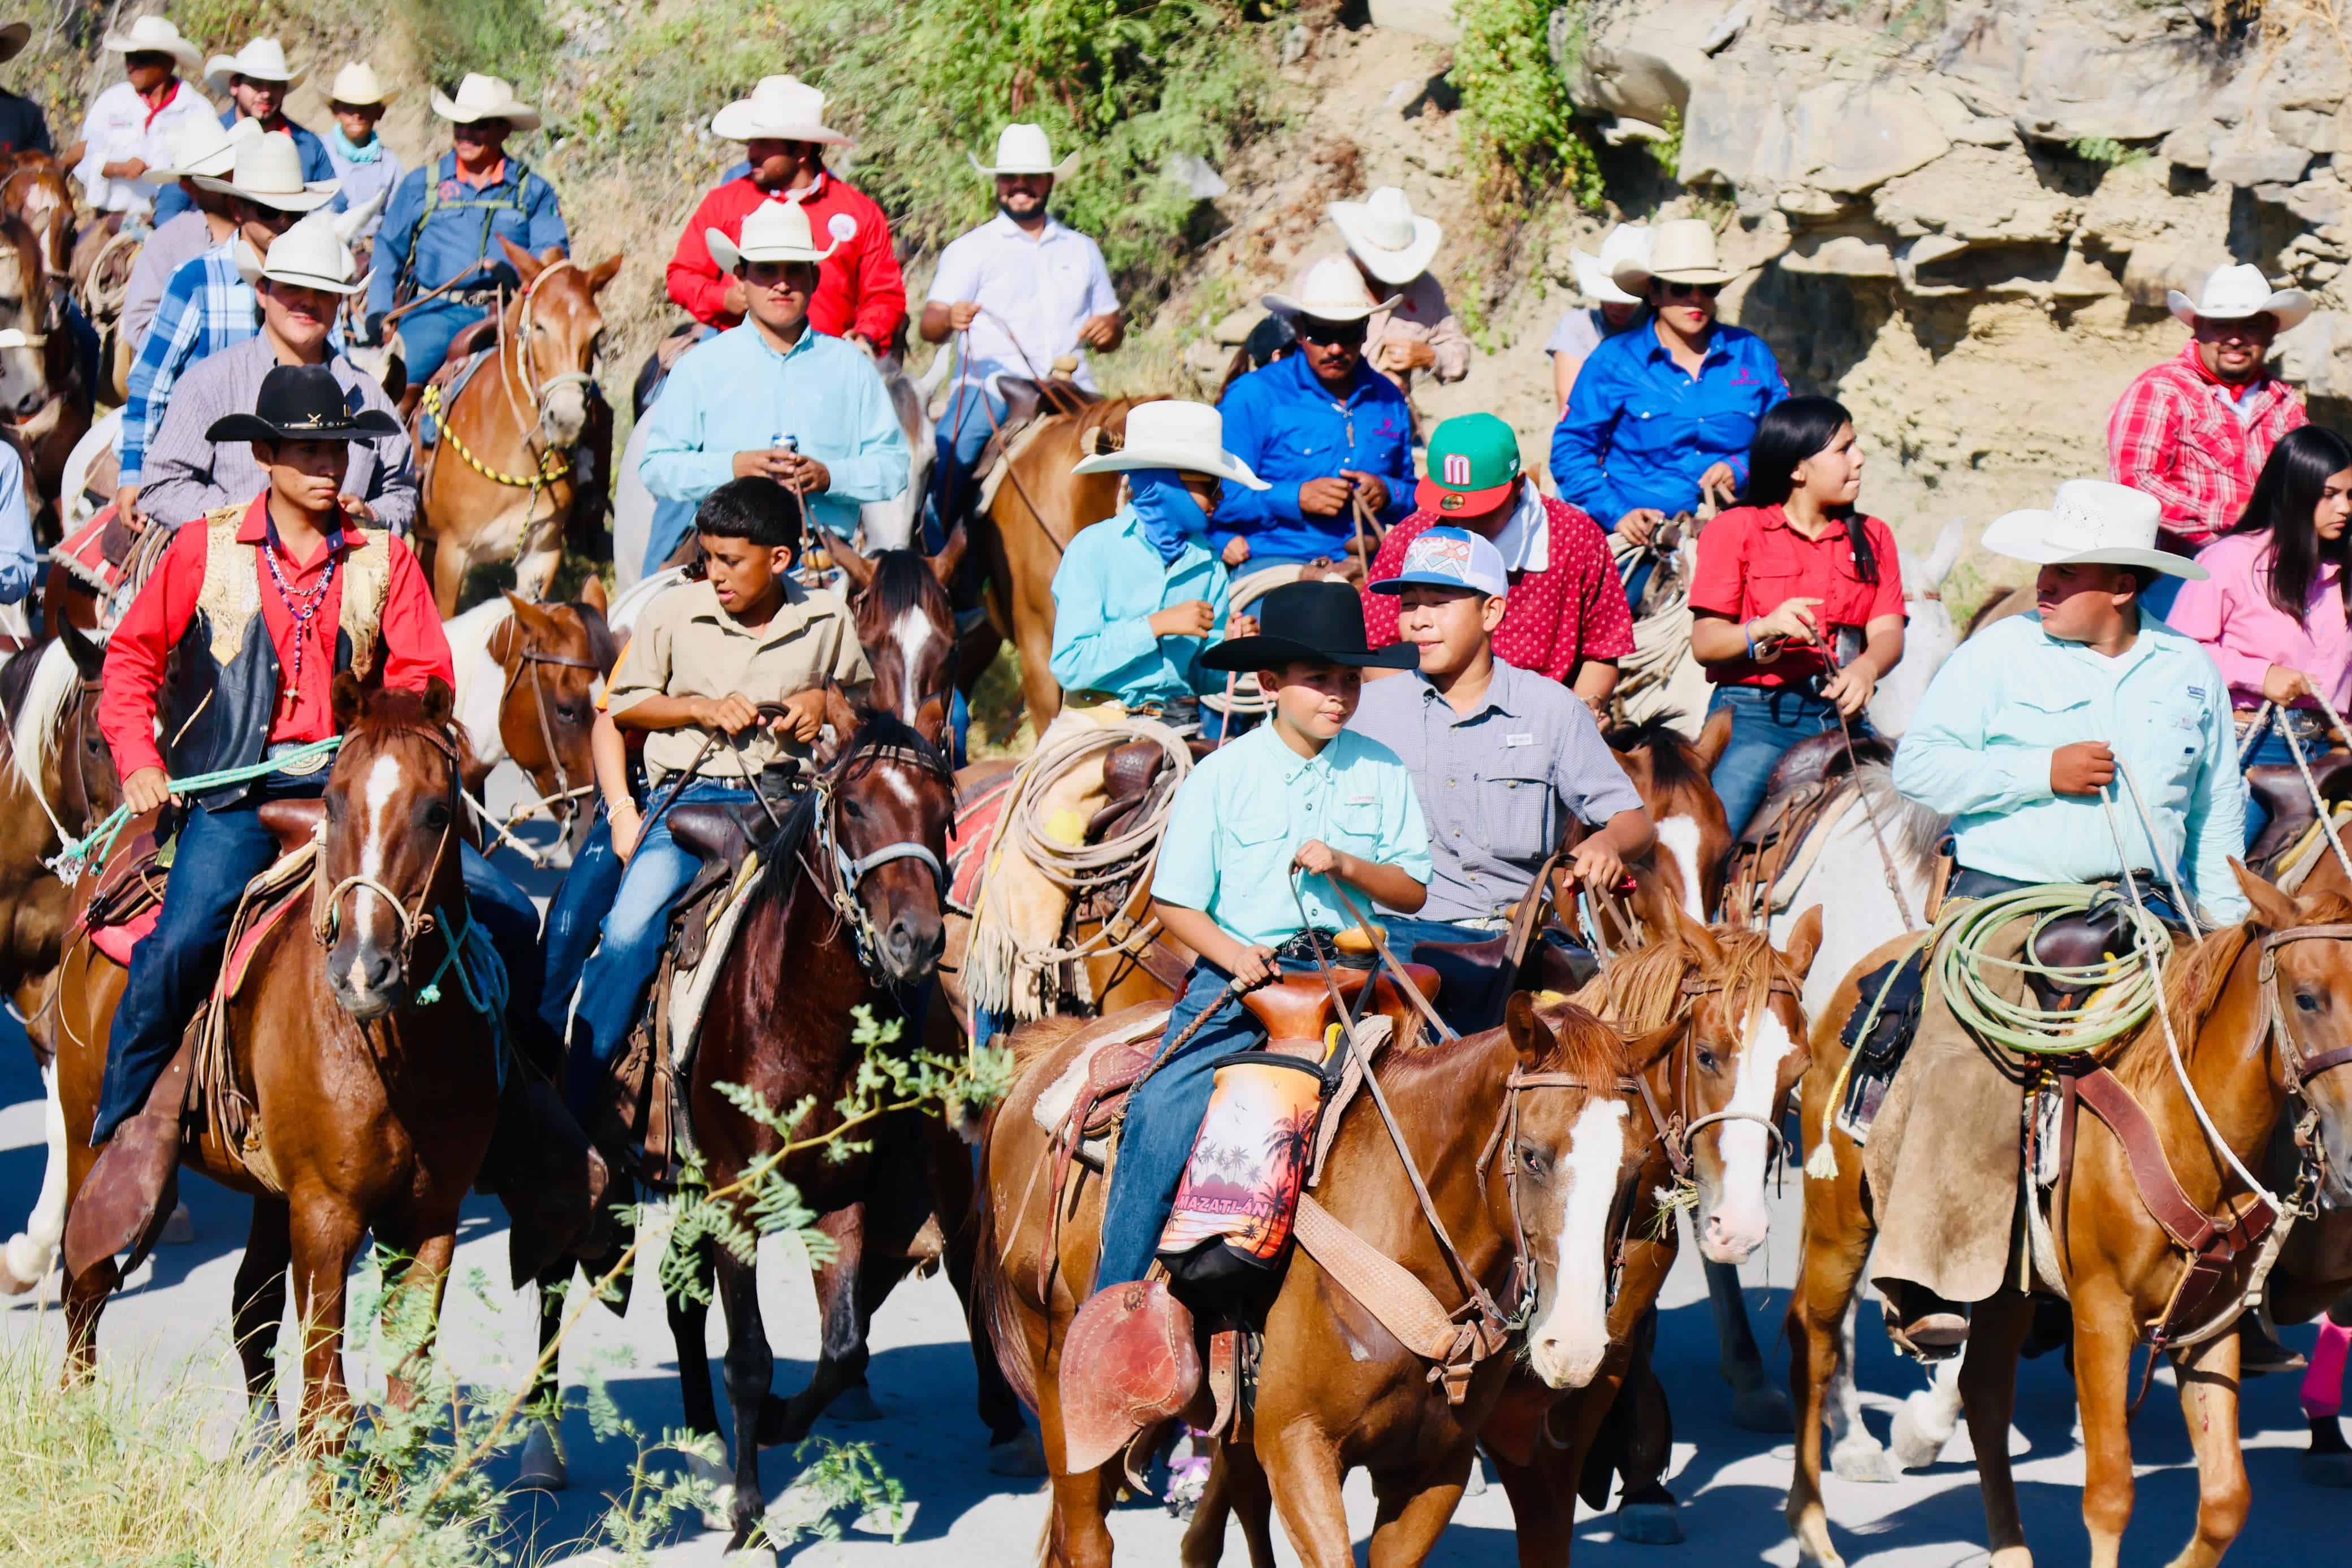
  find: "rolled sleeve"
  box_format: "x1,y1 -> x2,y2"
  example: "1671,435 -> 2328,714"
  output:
378,538 -> 456,691
602,603 -> 674,717
1684,508 -> 1753,619
1864,519 -> 1908,621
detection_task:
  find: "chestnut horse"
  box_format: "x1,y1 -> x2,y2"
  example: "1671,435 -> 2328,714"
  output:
972,396 -> 1164,726
50,681 -> 509,1444
447,582 -> 618,859
831,525 -> 965,730
413,239 -> 622,615
1786,867 -> 2352,1568
0,203 -> 86,529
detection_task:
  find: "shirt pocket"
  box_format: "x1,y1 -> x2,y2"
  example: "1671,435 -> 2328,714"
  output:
1325,793 -> 1389,860
1481,771 -> 1554,863
1989,688 -> 2091,750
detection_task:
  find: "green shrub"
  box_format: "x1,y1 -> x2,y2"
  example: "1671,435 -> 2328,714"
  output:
1452,0 -> 1604,213
401,0 -> 565,96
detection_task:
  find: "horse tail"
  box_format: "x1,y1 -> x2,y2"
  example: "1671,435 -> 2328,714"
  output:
970,1104 -> 1043,1420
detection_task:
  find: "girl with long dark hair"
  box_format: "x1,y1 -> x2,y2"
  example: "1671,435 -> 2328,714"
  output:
1687,395 -> 1908,837
2168,423 -> 2352,849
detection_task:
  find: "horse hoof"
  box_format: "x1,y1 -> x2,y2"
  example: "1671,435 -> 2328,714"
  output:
1616,1502 -> 1683,1545
684,1449 -> 736,1532
824,1384 -> 884,1423
1829,1432 -> 1897,1484
987,1430 -> 1047,1477
2303,1450 -> 2352,1488
1728,1382 -> 1795,1433
517,1423 -> 568,1492
159,1202 -> 193,1245
1890,1400 -> 1955,1471
1,1233 -> 52,1294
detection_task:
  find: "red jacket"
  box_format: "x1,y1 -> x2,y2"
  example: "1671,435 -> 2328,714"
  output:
101,496 -> 452,779
667,173 -> 908,344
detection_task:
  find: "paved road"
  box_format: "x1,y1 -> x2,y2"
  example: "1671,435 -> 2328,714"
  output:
3,820 -> 2343,1565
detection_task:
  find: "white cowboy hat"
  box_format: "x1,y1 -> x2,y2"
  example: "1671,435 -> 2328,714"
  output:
204,37 -> 301,92
1612,216 -> 1735,293
431,72 -> 541,133
707,199 -> 842,272
152,114 -> 261,182
235,213 -> 370,296
1981,479 -> 2207,581
192,132 -> 339,212
2167,262 -> 2313,332
101,15 -> 204,75
1326,187 -> 1441,286
1261,254 -> 1400,323
711,75 -> 851,146
327,62 -> 394,107
1070,400 -> 1267,490
1571,223 -> 1651,306
0,23 -> 32,66
970,123 -> 1077,180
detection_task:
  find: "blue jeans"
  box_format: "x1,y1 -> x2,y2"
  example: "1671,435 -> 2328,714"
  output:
1707,683 -> 1853,842
928,383 -> 1007,535
457,841 -> 547,1057
568,782 -> 758,1114
2241,725 -> 2298,852
538,805 -> 625,1043
400,297 -> 485,385
1385,916 -> 1515,1037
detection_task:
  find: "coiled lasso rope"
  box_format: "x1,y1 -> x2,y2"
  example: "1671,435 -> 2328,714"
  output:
1606,533 -> 1693,709
52,738 -> 344,881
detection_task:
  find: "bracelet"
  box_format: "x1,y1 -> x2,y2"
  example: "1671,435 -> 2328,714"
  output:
1744,621 -> 1757,660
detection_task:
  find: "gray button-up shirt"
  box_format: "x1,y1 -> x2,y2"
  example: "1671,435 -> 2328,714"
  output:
1348,658 -> 1644,923
136,333 -> 418,535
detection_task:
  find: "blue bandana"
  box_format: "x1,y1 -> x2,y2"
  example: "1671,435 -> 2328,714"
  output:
328,123 -> 383,164
1129,469 -> 1209,564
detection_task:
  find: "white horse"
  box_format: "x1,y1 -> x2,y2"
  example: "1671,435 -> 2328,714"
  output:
1866,517 -> 1965,739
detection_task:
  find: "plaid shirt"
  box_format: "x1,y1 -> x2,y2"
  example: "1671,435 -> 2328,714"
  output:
121,240 -> 260,485
2106,341 -> 2308,553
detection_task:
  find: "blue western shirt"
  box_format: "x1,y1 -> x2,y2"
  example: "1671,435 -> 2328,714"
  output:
1549,320 -> 1788,526
1891,611 -> 2250,924
121,240 -> 258,484
0,440 -> 36,604
1048,506 -> 1232,708
1214,351 -> 1415,564
366,153 -> 569,320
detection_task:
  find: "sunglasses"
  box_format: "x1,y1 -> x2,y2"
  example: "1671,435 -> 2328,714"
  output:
1297,318 -> 1368,347
1661,280 -> 1722,301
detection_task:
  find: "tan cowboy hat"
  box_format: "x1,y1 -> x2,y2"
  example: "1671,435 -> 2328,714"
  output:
2167,262 -> 2314,332
1612,216 -> 1735,293
431,72 -> 541,133
101,15 -> 204,75
1070,400 -> 1266,490
1261,254 -> 1399,323
204,37 -> 301,93
1326,187 -> 1441,287
0,22 -> 31,66
152,114 -> 261,182
970,123 -> 1077,180
235,213 -> 370,296
1982,479 -> 2207,581
711,75 -> 850,146
1571,223 -> 1651,306
708,200 -> 842,272
327,62 -> 394,107
193,132 -> 339,212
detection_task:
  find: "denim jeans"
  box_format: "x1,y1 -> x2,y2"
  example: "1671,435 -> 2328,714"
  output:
1383,915 -> 1515,1037
538,805 -> 625,1043
457,841 -> 547,1058
927,383 -> 1008,536
400,297 -> 485,385
1707,683 -> 1853,842
568,781 -> 758,1114
2240,725 -> 2299,852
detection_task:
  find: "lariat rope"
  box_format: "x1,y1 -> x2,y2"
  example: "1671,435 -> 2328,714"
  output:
412,901 -> 512,1080
2238,695 -> 2352,890
52,738 -> 344,880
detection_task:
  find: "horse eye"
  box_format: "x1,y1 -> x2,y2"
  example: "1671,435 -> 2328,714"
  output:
1518,1144 -> 1544,1174
844,799 -> 864,820
557,704 -> 589,725
422,802 -> 451,828
1696,1046 -> 1721,1074
2296,989 -> 2323,1014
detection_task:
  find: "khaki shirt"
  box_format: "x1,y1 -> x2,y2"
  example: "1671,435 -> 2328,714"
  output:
605,579 -> 871,782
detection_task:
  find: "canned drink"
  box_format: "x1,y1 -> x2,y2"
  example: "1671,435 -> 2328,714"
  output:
772,432 -> 797,453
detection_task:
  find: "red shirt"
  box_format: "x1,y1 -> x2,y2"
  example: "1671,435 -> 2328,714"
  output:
2106,340 -> 2308,553
1688,504 -> 1906,688
100,496 -> 453,778
666,173 -> 909,344
1360,498 -> 1636,683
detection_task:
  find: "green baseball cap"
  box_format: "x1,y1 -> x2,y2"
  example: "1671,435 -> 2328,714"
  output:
1416,412 -> 1523,517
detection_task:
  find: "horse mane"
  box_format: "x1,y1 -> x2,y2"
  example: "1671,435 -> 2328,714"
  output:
2114,889 -> 2352,1093
1524,998 -> 1632,1082
1848,763 -> 1951,882
1607,717 -> 1706,795
751,708 -> 952,905
1601,922 -> 1787,1034
8,634 -> 99,799
344,685 -> 456,746
859,549 -> 947,626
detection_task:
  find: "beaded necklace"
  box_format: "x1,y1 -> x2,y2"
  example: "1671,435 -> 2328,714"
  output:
262,512 -> 340,705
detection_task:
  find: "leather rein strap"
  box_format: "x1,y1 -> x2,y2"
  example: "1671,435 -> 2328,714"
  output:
1633,971 -> 1803,1181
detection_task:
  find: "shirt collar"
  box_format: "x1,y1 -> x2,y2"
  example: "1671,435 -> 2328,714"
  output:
1486,485 -> 1549,573
442,151 -> 510,189
688,576 -> 816,639
1248,715 -> 1338,782
1413,662 -> 1519,723
2027,610 -> 2178,673
984,209 -> 1066,245
1756,503 -> 1852,540
733,318 -> 825,362
763,170 -> 830,205
2175,337 -> 2276,397
237,491 -> 350,557
1285,348 -> 1376,407
1641,318 -> 1729,368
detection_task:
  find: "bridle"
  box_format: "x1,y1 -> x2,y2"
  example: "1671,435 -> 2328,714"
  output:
801,729 -> 953,981
2259,921 -> 2352,1184
1477,1063 -> 1649,1321
497,621 -> 602,824
1633,970 -> 1805,1181
310,724 -> 465,982
504,257 -> 597,435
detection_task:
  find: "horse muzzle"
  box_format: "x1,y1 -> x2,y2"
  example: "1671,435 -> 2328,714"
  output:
329,935 -> 409,1020
877,909 -> 945,986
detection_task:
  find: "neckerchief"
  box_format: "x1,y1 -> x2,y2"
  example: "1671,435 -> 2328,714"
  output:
329,123 -> 383,164
1129,470 -> 1209,563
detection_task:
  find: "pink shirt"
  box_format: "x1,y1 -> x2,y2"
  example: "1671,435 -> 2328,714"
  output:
2168,531 -> 2352,711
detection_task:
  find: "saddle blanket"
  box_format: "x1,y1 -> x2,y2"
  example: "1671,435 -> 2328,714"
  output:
417,349 -> 490,449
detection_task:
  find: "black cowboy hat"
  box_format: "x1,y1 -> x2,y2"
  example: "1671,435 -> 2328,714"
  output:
205,364 -> 403,444
1203,579 -> 1419,672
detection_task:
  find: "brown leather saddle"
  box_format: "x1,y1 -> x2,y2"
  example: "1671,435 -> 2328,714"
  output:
968,372 -> 1101,494
1723,728 -> 1897,922
2245,750 -> 2352,874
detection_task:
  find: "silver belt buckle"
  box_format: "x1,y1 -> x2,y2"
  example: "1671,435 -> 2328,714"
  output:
269,742 -> 331,776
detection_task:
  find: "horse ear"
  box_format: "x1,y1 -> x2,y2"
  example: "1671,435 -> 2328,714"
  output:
823,681 -> 861,743
1779,903 -> 1824,978
915,694 -> 950,747
498,235 -> 545,283
57,617 -> 105,681
1626,1021 -> 1681,1075
2236,859 -> 2302,932
929,520 -> 969,584
1694,707 -> 1735,773
1663,896 -> 1721,964
586,252 -> 623,293
830,530 -> 877,591
421,677 -> 456,729
576,574 -> 609,617
1504,991 -> 1556,1071
330,670 -> 365,730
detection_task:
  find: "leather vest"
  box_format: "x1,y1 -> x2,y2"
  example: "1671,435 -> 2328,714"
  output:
165,506 -> 392,807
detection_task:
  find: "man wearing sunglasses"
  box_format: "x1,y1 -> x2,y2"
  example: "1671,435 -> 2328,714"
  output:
1213,255 -> 1415,574
1550,218 -> 1787,556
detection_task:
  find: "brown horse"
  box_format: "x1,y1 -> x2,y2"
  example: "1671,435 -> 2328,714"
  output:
831,525 -> 966,730
448,582 -> 617,859
1,155 -> 72,279
1785,865 -> 2352,1568
412,239 -> 622,615
972,396 -> 1164,726
0,203 -> 86,528
50,680 -> 508,1444
1606,711 -> 1734,929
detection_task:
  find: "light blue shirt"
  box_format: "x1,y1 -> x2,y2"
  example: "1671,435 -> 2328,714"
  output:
0,441 -> 33,604
1892,610 -> 2250,924
1048,505 -> 1231,708
1153,721 -> 1432,948
637,322 -> 910,538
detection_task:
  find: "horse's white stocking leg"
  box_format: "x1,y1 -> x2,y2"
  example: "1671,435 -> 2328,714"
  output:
1,1060 -> 67,1293
1892,1354 -> 1968,1470
1827,1293 -> 1896,1482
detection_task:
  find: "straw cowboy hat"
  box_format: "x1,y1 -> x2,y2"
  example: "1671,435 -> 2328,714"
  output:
707,200 -> 841,272
2167,262 -> 2314,331
431,73 -> 541,133
152,114 -> 260,182
234,214 -> 370,296
0,22 -> 31,66
970,123 -> 1077,180
1327,187 -> 1442,287
711,75 -> 850,146
204,37 -> 301,93
1571,223 -> 1651,306
327,62 -> 394,107
193,132 -> 338,212
1261,254 -> 1399,323
101,15 -> 204,75
1612,216 -> 1735,293
1982,479 -> 2207,581
1070,399 -> 1267,489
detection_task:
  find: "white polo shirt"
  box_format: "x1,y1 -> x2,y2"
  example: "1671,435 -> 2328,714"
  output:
74,78 -> 217,215
927,211 -> 1119,393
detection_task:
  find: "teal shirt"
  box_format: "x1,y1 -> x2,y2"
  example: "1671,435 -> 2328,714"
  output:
1891,610 -> 2250,923
1048,505 -> 1231,707
637,323 -> 910,538
1153,721 -> 1433,948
